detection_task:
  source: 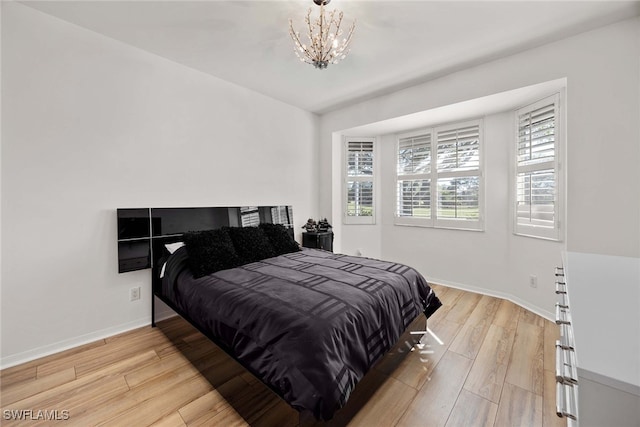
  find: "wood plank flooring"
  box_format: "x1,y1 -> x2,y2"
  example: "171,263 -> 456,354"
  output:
0,285 -> 565,426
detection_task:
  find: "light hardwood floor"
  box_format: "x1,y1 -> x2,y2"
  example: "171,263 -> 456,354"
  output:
0,285 -> 566,426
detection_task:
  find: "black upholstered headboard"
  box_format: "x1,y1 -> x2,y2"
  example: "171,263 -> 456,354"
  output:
116,206 -> 295,274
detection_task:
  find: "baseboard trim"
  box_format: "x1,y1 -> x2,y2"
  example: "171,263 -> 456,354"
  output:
1,292 -> 185,371
1,306 -> 180,370
0,318 -> 146,370
427,277 -> 555,322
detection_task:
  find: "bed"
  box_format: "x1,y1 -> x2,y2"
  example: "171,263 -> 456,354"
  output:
116,206 -> 442,420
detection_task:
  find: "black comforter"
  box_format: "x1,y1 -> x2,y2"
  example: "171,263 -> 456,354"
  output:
161,247 -> 441,420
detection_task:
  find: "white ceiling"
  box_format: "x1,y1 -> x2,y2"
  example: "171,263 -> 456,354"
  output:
21,0 -> 640,114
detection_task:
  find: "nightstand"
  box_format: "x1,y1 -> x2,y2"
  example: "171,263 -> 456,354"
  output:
302,231 -> 334,252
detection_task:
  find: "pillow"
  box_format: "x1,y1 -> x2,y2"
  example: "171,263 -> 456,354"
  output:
160,261 -> 167,279
165,241 -> 184,254
182,229 -> 241,278
227,226 -> 276,264
259,223 -> 300,256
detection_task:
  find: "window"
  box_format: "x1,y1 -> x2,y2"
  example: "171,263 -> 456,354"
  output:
514,94 -> 562,240
344,137 -> 375,224
396,119 -> 483,230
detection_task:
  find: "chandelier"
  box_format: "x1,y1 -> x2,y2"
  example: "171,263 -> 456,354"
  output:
288,0 -> 356,70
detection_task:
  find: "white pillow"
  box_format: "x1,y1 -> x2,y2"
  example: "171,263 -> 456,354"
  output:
165,241 -> 184,254
159,262 -> 167,279
160,242 -> 185,279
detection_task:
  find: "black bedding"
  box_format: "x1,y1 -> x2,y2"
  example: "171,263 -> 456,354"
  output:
161,247 -> 441,420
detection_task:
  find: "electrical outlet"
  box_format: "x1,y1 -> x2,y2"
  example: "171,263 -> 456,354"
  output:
529,275 -> 538,288
130,286 -> 141,301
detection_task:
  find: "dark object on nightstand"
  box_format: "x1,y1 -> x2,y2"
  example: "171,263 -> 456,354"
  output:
302,231 -> 334,252
302,218 -> 318,232
317,218 -> 332,232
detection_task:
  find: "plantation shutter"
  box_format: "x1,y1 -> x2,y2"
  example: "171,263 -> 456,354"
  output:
436,124 -> 480,172
346,139 -> 374,220
516,100 -> 556,228
435,123 -> 481,221
397,134 -> 431,218
517,103 -> 555,166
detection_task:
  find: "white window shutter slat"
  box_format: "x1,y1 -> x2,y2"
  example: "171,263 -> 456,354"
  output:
514,93 -> 562,240
345,138 -> 375,222
396,119 -> 483,230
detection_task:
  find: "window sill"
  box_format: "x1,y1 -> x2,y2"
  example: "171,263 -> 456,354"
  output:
344,216 -> 376,225
395,217 -> 484,232
514,224 -> 562,241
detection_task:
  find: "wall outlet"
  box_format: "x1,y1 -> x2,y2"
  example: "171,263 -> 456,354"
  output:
529,275 -> 538,288
130,286 -> 141,301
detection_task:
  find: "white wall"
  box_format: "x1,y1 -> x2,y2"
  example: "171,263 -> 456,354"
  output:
1,3 -> 319,367
320,17 -> 639,318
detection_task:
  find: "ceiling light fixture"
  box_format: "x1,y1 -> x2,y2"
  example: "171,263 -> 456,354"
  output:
288,0 -> 355,70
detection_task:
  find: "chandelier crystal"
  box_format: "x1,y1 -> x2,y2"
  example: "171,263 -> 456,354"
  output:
288,0 -> 355,70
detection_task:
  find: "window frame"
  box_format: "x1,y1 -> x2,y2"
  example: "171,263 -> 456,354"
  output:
395,119 -> 484,231
343,136 -> 376,225
512,93 -> 564,241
